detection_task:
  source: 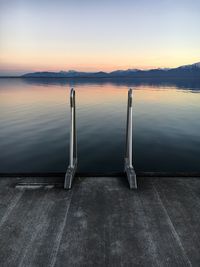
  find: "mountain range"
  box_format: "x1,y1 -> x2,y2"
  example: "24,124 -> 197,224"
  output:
22,62 -> 200,78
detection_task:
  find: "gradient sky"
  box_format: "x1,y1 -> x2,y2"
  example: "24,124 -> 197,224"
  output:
0,0 -> 200,75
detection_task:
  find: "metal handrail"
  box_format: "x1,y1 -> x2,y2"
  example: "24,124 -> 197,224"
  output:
124,89 -> 137,189
64,88 -> 137,189
64,88 -> 77,189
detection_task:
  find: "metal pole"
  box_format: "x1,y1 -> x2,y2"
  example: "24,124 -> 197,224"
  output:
64,88 -> 77,189
125,91 -> 129,160
69,89 -> 74,167
124,88 -> 137,189
74,93 -> 77,159
128,89 -> 133,167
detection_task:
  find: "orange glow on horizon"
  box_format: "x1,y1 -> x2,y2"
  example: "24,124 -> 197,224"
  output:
1,59 -> 200,75
1,45 -> 199,74
1,0 -> 200,75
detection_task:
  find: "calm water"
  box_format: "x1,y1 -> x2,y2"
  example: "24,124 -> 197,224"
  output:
1,78 -> 200,173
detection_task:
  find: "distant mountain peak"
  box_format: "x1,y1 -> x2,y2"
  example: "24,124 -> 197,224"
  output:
68,70 -> 78,73
179,62 -> 200,69
126,68 -> 139,72
193,62 -> 200,68
21,61 -> 200,78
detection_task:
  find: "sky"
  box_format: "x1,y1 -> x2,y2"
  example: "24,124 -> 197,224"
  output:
0,0 -> 200,75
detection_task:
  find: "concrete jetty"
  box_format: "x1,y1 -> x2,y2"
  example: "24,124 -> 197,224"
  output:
0,176 -> 200,266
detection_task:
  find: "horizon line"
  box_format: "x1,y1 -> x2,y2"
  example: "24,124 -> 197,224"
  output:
0,60 -> 200,77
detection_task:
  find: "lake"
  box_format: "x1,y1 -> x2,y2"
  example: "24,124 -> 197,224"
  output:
1,77 -> 200,174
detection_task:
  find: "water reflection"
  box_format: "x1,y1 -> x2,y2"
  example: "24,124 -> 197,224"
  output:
0,78 -> 200,173
21,77 -> 200,91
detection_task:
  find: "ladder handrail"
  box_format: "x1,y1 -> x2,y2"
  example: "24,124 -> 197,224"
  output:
69,89 -> 77,166
124,89 -> 137,189
64,88 -> 137,189
64,88 -> 77,189
125,89 -> 133,165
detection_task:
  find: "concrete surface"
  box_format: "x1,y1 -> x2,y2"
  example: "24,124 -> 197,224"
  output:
0,177 -> 200,267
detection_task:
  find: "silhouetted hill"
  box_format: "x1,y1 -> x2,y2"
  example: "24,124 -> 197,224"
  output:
21,62 -> 200,78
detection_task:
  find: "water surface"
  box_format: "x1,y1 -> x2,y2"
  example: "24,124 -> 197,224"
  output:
1,78 -> 200,173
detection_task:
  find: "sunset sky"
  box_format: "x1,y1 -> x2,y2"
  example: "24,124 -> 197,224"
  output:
0,0 -> 200,75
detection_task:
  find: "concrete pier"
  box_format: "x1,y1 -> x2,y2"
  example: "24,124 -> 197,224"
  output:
0,176 -> 200,266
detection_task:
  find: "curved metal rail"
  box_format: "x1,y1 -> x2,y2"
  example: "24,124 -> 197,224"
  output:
124,89 -> 137,188
64,88 -> 77,189
64,88 -> 137,189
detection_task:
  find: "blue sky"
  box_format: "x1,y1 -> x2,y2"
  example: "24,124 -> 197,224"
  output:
0,0 -> 200,75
